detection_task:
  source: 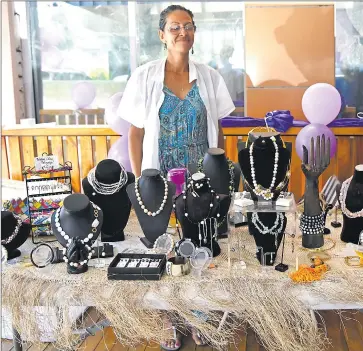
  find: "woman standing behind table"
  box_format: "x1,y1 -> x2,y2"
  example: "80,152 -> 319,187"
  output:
118,5 -> 235,178
117,5 -> 234,350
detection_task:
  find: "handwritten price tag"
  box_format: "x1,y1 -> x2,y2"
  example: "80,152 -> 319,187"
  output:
34,155 -> 59,171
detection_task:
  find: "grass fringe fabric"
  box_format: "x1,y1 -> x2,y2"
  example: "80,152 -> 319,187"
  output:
3,266 -> 363,351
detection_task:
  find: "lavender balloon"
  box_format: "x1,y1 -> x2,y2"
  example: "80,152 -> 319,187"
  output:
105,92 -> 130,136
295,123 -> 337,161
107,137 -> 132,172
302,83 -> 341,125
71,82 -> 96,109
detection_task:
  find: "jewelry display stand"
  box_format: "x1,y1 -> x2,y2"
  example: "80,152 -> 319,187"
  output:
228,191 -> 297,269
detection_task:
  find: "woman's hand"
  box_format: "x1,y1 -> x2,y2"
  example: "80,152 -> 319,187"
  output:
128,125 -> 145,177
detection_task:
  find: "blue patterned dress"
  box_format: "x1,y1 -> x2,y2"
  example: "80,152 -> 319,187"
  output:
158,82 -> 209,176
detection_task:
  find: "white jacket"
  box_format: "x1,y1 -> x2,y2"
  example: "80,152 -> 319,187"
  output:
117,57 -> 235,171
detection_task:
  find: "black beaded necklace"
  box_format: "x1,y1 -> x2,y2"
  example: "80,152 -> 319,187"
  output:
197,158 -> 235,197
173,176 -> 221,241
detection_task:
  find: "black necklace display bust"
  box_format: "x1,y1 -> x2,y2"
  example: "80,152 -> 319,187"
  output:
174,173 -> 230,257
82,159 -> 135,242
126,169 -> 176,248
238,133 -> 290,264
340,165 -> 363,244
50,194 -> 103,274
238,133 -> 291,201
1,211 -> 31,260
198,148 -> 240,236
247,212 -> 287,265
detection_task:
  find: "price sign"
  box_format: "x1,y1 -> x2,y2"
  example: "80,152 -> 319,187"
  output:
34,155 -> 59,171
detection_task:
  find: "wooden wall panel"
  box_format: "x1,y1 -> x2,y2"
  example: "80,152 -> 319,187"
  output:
2,126 -> 362,202
94,136 -> 108,165
65,136 -> 81,193
2,137 -> 9,179
79,136 -> 94,182
21,136 -> 35,169
7,136 -> 22,180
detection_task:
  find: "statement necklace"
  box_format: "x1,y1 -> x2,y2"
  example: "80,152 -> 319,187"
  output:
135,175 -> 168,216
87,166 -> 128,196
173,176 -> 220,245
339,177 -> 363,218
249,136 -> 279,200
55,202 -> 100,267
197,158 -> 235,197
1,213 -> 22,245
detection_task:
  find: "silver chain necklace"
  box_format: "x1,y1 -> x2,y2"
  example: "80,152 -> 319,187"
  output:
252,212 -> 284,235
1,213 -> 22,245
87,166 -> 128,195
339,177 -> 363,218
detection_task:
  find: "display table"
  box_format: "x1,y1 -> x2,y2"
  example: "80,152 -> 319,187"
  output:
2,211 -> 363,351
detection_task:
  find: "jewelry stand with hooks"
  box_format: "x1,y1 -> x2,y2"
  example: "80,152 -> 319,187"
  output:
23,154 -> 73,244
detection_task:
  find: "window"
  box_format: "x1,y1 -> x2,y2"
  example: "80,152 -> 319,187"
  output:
27,1 -> 245,123
335,2 -> 363,118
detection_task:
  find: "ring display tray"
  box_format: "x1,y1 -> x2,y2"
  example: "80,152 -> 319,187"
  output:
108,253 -> 166,281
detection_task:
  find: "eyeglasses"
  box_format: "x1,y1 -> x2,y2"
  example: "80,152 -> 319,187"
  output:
167,23 -> 196,34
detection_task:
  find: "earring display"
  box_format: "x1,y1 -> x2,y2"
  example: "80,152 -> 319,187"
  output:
108,253 -> 167,280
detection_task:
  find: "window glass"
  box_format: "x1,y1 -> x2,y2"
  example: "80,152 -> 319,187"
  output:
28,1 -> 245,123
335,2 -> 363,118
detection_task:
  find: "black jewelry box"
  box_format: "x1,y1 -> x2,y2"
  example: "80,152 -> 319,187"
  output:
107,253 -> 166,281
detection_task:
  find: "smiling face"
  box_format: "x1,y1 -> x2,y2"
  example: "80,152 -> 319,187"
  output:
159,10 -> 195,55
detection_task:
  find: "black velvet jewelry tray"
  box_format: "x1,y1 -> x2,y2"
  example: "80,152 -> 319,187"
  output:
107,253 -> 166,281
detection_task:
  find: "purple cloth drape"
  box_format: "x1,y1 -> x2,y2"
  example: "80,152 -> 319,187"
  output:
221,116 -> 363,130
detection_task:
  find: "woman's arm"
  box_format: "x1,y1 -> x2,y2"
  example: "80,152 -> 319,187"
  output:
128,125 -> 144,178
218,120 -> 225,149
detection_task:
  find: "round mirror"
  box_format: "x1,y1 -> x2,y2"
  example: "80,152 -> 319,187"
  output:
153,234 -> 174,255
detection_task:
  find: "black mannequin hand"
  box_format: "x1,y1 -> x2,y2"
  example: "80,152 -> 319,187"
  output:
301,135 -> 330,181
301,135 -> 331,217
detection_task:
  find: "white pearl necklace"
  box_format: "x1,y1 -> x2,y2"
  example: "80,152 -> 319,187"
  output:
135,175 -> 168,216
249,136 -> 279,200
55,202 -> 100,267
339,177 -> 363,218
1,213 -> 22,245
87,166 -> 128,196
252,213 -> 284,235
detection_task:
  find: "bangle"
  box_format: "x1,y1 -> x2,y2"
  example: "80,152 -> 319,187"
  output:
165,257 -> 190,277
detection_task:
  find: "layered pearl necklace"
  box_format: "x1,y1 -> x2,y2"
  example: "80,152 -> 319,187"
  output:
87,166 -> 128,195
1,213 -> 22,245
135,175 -> 168,216
54,202 -> 100,267
249,136 -> 279,200
339,177 -> 363,218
